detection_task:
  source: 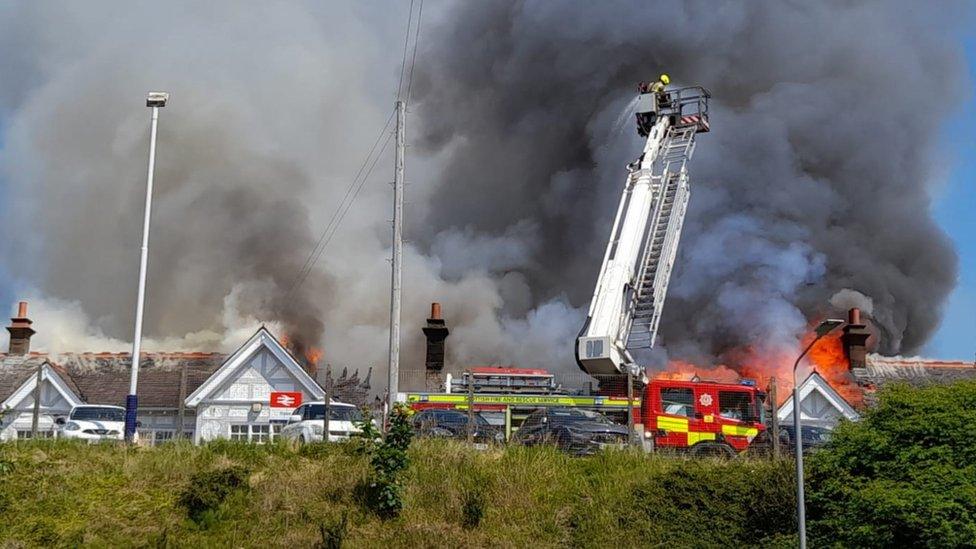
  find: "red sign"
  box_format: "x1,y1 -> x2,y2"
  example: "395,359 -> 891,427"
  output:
270,391 -> 302,408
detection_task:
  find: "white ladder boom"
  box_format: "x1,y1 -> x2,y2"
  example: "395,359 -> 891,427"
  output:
576,85 -> 710,377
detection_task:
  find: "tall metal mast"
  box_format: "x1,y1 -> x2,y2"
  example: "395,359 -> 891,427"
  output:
125,91 -> 169,442
387,100 -> 406,417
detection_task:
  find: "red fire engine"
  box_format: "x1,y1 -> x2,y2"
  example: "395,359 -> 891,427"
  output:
642,378 -> 766,455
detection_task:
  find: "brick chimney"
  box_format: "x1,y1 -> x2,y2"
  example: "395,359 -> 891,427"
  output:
842,307 -> 870,370
422,303 -> 449,391
6,301 -> 35,356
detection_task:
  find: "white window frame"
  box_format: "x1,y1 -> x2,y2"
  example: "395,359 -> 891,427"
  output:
228,423 -> 281,444
16,429 -> 55,440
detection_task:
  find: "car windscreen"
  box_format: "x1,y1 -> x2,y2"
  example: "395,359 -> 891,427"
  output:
437,412 -> 490,425
306,404 -> 363,422
70,407 -> 124,421
549,409 -> 613,425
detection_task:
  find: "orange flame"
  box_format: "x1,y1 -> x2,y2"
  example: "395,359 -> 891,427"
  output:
655,320 -> 863,408
305,347 -> 323,366
806,332 -> 863,407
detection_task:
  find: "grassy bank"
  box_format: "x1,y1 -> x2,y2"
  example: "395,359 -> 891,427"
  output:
0,440 -> 795,548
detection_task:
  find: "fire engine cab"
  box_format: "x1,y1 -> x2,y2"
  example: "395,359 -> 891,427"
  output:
643,378 -> 766,455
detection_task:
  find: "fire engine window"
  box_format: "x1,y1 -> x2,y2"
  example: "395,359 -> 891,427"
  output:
660,388 -> 694,417
718,391 -> 752,421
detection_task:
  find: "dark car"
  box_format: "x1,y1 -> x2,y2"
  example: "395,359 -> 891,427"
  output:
512,407 -> 629,456
411,409 -> 504,445
779,425 -> 832,454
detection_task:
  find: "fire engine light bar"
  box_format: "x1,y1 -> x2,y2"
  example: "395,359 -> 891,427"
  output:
739,379 -> 757,386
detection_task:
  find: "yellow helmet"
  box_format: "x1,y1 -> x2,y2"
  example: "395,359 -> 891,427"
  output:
660,74 -> 671,85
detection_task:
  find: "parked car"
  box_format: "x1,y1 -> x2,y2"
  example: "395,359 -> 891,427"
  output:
779,424 -> 833,454
411,409 -> 504,445
512,407 -> 629,456
279,401 -> 368,444
57,405 -> 129,442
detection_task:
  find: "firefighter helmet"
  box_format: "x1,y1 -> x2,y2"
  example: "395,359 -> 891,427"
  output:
660,74 -> 670,85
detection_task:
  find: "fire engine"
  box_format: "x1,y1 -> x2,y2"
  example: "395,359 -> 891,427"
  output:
643,378 -> 766,456
575,81 -> 767,454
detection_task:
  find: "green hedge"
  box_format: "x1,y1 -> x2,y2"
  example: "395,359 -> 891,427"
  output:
807,380 -> 976,548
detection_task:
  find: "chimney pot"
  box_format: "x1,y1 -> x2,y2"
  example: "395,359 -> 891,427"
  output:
842,307 -> 870,371
422,303 -> 450,386
7,299 -> 36,356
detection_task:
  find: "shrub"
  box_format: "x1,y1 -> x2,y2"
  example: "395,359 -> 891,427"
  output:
178,465 -> 250,524
807,381 -> 976,547
461,488 -> 485,529
315,511 -> 348,549
362,403 -> 414,518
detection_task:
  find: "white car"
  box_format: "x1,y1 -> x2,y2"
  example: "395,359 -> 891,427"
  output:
280,401 -> 370,444
57,405 -> 130,442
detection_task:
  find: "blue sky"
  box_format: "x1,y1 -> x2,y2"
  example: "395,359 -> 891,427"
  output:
926,37 -> 976,360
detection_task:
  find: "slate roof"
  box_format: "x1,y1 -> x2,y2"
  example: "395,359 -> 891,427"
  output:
0,350 -> 373,409
57,352 -> 227,408
0,352 -> 226,408
0,354 -> 84,405
851,354 -> 976,406
0,354 -> 49,404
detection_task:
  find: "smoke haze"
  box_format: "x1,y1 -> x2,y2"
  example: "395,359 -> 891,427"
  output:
412,0 -> 969,367
0,1 -> 969,384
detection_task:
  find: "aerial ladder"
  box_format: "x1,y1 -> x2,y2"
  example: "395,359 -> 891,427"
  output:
576,84 -> 711,379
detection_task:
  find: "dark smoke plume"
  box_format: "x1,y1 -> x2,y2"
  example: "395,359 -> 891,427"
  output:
412,1 -> 968,364
0,2 -> 969,386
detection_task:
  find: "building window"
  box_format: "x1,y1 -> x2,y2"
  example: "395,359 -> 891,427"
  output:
155,430 -> 175,444
228,424 -> 279,444
229,424 -> 250,441
136,429 -> 177,446
16,430 -> 55,440
251,424 -> 270,444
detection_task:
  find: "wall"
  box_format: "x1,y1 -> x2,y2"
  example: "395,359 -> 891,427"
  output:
193,349 -> 317,443
0,377 -> 74,441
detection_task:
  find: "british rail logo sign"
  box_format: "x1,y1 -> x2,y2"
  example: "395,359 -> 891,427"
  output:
270,391 -> 302,408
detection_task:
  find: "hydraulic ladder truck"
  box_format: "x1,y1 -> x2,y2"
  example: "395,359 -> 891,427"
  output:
576,83 -> 711,380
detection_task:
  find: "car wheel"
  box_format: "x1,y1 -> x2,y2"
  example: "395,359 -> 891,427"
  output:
690,442 -> 735,458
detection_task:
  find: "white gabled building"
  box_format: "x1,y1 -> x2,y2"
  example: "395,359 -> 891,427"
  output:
777,371 -> 860,429
185,328 -> 325,444
0,358 -> 84,441
0,302 -> 376,445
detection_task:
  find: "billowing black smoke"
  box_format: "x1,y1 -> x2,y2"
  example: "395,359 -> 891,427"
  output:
412,1 -> 968,364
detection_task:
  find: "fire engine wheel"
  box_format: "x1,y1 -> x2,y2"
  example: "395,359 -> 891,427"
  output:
690,442 -> 735,459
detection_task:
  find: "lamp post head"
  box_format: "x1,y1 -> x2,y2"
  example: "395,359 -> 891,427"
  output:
815,318 -> 845,338
146,91 -> 169,107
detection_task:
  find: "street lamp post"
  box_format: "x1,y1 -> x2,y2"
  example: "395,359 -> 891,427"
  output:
793,318 -> 844,549
124,91 -> 169,443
